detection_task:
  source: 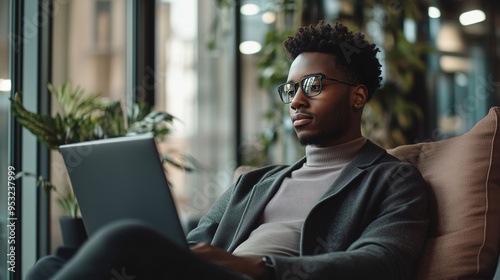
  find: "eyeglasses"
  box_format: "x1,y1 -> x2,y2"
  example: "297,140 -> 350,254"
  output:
276,74 -> 358,104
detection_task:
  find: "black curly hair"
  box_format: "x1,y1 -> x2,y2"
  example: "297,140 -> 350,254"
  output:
283,21 -> 382,100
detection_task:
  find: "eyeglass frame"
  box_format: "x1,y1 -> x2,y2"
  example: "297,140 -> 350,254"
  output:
276,74 -> 359,104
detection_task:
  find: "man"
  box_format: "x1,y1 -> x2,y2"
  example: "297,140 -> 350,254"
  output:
29,21 -> 428,280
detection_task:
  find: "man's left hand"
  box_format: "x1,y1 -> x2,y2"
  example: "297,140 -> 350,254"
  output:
190,243 -> 268,279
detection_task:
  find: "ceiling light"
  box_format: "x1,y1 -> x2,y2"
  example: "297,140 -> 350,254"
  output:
428,6 -> 441,19
436,24 -> 464,53
440,56 -> 470,73
239,41 -> 262,55
261,11 -> 276,24
240,4 -> 260,16
0,79 -> 11,92
459,9 -> 486,26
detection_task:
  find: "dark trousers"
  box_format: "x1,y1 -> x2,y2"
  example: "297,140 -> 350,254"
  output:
26,220 -> 249,280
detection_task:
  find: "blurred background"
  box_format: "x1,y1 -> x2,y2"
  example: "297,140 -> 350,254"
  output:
1,0 -> 499,279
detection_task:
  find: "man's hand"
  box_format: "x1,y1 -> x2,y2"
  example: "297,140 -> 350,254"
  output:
190,243 -> 268,279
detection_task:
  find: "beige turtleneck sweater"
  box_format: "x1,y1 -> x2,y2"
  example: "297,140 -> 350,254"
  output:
232,137 -> 366,257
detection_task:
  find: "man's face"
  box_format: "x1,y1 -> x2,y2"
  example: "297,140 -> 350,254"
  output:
287,52 -> 360,147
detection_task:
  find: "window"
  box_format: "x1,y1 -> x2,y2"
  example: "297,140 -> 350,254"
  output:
155,0 -> 237,226
50,0 -> 127,252
0,0 -> 10,277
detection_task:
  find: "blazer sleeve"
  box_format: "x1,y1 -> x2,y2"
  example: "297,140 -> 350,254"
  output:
185,185 -> 234,244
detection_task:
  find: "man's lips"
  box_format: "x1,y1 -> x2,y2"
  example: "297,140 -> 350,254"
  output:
292,113 -> 313,127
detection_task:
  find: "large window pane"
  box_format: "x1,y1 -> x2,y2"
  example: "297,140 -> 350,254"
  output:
51,0 -> 126,252
155,0 -> 236,228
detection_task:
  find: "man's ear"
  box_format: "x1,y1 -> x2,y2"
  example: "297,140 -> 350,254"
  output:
352,85 -> 368,110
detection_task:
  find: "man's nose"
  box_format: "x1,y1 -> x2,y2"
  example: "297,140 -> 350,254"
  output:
290,88 -> 307,110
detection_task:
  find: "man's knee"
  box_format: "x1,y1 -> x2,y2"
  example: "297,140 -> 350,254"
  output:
90,219 -> 164,249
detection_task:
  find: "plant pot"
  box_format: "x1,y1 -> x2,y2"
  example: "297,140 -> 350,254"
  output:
59,217 -> 88,248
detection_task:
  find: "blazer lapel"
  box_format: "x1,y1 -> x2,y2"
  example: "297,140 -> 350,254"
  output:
227,158 -> 305,252
318,140 -> 386,201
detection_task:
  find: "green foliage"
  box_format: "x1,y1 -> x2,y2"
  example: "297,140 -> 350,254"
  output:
127,110 -> 175,142
11,82 -> 176,149
347,0 -> 432,147
257,30 -> 294,89
48,83 -> 106,118
362,82 -> 424,148
383,30 -> 434,93
15,172 -> 79,218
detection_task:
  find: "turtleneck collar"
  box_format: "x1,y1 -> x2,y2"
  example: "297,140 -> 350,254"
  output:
305,137 -> 366,166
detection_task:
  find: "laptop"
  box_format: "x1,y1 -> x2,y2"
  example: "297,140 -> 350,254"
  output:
59,134 -> 188,249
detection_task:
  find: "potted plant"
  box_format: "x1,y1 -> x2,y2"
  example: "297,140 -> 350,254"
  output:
15,171 -> 85,247
11,81 -> 195,246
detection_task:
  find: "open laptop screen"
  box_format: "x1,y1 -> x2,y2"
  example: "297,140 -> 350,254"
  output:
60,134 -> 188,249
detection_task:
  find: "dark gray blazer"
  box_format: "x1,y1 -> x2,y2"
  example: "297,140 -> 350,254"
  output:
187,141 -> 429,280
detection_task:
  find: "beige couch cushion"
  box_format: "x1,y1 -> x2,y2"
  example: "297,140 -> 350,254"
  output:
387,107 -> 500,279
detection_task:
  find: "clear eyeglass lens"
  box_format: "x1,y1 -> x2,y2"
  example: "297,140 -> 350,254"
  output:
278,83 -> 293,102
302,77 -> 313,96
278,75 -> 323,103
302,76 -> 321,97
